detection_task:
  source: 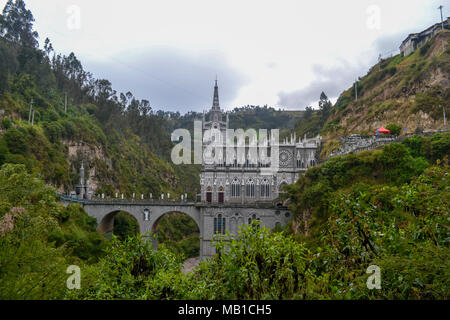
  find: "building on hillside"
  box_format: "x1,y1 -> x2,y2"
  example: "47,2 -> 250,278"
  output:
400,17 -> 449,56
199,80 -> 321,205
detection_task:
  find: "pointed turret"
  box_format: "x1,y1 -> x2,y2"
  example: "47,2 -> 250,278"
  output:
80,161 -> 85,186
212,78 -> 220,110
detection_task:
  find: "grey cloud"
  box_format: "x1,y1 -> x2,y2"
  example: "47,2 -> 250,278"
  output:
84,47 -> 248,113
373,31 -> 414,57
277,27 -> 424,110
277,61 -> 365,110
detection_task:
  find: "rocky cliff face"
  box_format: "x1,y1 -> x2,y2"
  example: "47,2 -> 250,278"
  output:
64,140 -> 110,193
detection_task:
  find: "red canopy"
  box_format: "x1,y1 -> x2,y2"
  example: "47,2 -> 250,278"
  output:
375,126 -> 390,134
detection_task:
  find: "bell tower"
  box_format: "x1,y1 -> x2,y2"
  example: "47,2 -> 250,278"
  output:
202,78 -> 228,131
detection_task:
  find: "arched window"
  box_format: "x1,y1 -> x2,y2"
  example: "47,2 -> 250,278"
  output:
246,179 -> 255,198
260,179 -> 270,198
214,214 -> 226,234
248,214 -> 260,229
231,178 -> 241,197
206,186 -> 212,203
218,186 -> 224,204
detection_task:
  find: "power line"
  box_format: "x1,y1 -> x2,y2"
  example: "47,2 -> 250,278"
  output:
37,21 -> 213,107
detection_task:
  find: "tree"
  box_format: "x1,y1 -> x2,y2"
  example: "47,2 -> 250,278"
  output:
386,123 -> 402,136
0,0 -> 39,48
318,91 -> 332,121
304,106 -> 313,120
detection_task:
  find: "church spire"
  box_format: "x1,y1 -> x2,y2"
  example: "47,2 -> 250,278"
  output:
212,78 -> 220,110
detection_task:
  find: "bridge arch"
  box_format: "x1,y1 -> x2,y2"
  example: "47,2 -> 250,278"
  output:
148,208 -> 201,235
64,200 -> 291,261
98,210 -> 141,239
150,209 -> 201,234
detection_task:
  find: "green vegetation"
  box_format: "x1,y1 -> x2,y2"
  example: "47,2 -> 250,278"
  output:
1,132 -> 449,300
293,92 -> 333,138
386,123 -> 402,136
0,164 -> 106,299
1,0 -> 449,301
112,212 -> 140,241
67,234 -> 185,300
157,212 -> 200,259
0,0 -> 199,199
284,133 -> 449,299
321,31 -> 450,138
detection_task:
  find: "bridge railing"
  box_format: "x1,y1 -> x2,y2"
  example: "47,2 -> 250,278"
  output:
57,194 -> 200,205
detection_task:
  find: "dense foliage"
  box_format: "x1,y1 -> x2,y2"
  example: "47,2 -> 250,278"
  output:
1,137 -> 448,299
1,0 -> 449,301
0,0 -> 200,199
157,212 -> 200,259
0,164 -> 106,299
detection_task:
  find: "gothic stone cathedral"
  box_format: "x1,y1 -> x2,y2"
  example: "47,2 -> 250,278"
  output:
200,80 -> 322,206
71,80 -> 323,260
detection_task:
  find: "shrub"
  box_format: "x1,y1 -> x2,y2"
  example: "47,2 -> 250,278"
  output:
386,123 -> 402,136
2,117 -> 12,130
188,224 -> 321,300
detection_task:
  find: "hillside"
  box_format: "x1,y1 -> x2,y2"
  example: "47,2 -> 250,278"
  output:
0,30 -> 200,200
1,0 -> 449,302
324,30 -> 449,137
291,30 -> 449,147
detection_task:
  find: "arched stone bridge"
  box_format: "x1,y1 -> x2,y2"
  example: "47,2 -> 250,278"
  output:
59,196 -> 292,260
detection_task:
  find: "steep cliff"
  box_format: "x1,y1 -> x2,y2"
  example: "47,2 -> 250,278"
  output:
323,31 -> 449,138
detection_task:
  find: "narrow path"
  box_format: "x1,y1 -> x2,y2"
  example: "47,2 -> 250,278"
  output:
182,256 -> 201,274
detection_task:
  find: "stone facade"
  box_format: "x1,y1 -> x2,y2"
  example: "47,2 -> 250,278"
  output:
200,81 -> 321,205
328,134 -> 397,158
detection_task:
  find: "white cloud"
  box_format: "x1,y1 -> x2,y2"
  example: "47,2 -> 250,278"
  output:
1,0 -> 445,112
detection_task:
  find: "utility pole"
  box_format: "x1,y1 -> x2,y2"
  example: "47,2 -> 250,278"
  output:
438,6 -> 445,53
31,109 -> 35,126
28,99 -> 33,123
438,5 -> 444,30
354,80 -> 358,101
443,105 -> 447,129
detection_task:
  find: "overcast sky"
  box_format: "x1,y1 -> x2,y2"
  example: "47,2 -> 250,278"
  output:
3,0 -> 448,112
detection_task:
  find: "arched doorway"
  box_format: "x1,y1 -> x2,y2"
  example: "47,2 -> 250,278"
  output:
150,211 -> 201,260
98,211 -> 139,240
